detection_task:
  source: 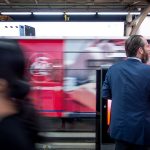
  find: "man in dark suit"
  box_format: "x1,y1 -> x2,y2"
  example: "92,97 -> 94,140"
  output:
102,35 -> 150,150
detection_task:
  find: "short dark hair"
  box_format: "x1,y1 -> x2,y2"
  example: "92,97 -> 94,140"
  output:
125,35 -> 145,57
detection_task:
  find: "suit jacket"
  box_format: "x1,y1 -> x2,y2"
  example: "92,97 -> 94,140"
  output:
102,58 -> 150,145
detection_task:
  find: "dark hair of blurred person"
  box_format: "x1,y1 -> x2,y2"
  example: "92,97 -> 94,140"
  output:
0,40 -> 40,150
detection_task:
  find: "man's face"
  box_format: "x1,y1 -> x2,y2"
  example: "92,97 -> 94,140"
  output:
141,37 -> 150,63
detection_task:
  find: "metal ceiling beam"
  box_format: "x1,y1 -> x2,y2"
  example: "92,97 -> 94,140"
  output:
0,1 -> 148,6
0,1 -> 148,12
0,3 -> 146,7
130,5 -> 150,35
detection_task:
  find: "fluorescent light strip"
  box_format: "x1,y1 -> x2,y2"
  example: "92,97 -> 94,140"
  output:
65,12 -> 96,15
98,12 -> 128,15
98,12 -> 141,15
1,11 -> 148,16
130,12 -> 141,15
33,12 -> 64,15
1,12 -> 32,15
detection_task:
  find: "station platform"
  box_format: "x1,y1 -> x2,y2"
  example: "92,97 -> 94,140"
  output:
36,132 -> 115,150
36,143 -> 115,150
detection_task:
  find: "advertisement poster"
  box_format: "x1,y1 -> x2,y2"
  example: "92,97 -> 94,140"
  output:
19,40 -> 64,117
16,38 -> 126,118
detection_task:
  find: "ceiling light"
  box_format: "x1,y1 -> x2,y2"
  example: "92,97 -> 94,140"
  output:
1,12 -> 32,15
33,12 -> 64,15
65,12 -> 96,15
98,12 -> 141,15
98,12 -> 128,15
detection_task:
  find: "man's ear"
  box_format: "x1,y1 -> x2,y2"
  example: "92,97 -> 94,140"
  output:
0,79 -> 8,93
138,47 -> 144,55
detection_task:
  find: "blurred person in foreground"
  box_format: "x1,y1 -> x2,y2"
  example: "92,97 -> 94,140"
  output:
0,40 -> 40,150
102,35 -> 150,150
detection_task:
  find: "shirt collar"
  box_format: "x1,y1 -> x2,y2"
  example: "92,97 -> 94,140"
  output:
127,57 -> 141,62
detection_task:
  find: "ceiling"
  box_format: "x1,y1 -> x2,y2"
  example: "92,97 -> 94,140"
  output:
0,0 -> 150,12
